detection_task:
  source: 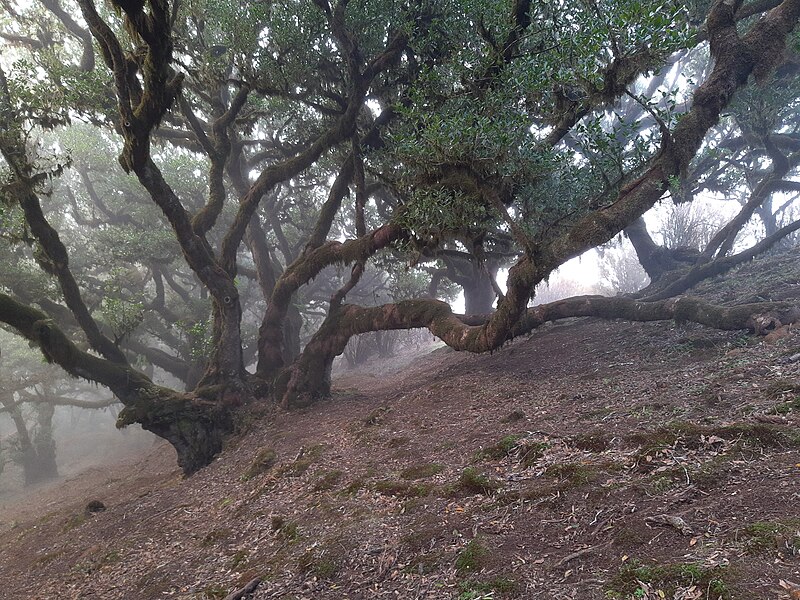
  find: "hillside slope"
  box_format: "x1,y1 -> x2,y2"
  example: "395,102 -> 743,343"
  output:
2,250 -> 800,600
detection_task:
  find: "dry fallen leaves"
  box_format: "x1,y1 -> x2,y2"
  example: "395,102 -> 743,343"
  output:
779,579 -> 800,599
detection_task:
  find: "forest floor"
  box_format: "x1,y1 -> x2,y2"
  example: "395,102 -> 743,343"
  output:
1,250 -> 800,600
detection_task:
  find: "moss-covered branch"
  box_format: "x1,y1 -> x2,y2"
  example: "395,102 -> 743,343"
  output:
219,28 -> 408,275
545,0 -> 800,267
278,293 -> 799,406
642,216 -> 800,301
0,293 -> 232,474
451,0 -> 800,356
257,223 -> 405,377
0,65 -> 126,365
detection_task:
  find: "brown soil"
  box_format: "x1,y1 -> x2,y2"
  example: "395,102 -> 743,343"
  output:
2,252 -> 800,600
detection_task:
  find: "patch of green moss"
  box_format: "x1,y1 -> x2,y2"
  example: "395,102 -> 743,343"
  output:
70,548 -> 123,577
375,480 -> 430,498
277,444 -> 326,478
714,423 -> 799,448
242,447 -> 277,481
473,434 -> 522,461
62,513 -> 87,532
455,538 -> 488,574
312,469 -> 343,491
342,477 -> 365,495
458,576 -> 517,599
629,420 -> 800,458
228,550 -> 249,570
770,397 -> 800,414
545,462 -> 600,484
604,560 -> 729,599
740,520 -> 800,555
297,540 -> 347,579
627,421 -> 704,452
454,467 -> 500,495
649,474 -> 680,495
572,431 -> 612,452
644,449 -> 735,495
518,441 -> 549,468
270,516 -> 300,541
764,379 -> 800,400
199,583 -> 228,599
690,454 -> 733,490
400,463 -> 444,480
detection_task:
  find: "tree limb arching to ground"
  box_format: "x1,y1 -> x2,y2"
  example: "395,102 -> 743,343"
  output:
1,0 -> 800,473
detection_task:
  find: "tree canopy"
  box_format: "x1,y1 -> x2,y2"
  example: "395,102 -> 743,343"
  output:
2,0 -> 800,473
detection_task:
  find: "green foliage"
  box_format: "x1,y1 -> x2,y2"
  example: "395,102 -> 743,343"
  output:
740,519 -> 800,555
395,187 -> 490,247
93,227 -> 179,263
383,0 -> 694,245
4,59 -> 72,129
0,250 -> 59,301
175,319 -> 214,362
98,268 -> 145,341
100,296 -> 144,341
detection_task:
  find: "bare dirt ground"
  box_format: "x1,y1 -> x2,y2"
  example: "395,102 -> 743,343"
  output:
1,251 -> 800,600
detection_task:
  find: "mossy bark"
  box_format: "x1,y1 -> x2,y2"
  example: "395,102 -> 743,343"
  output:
0,293 -> 234,475
258,223 -> 404,379
117,387 -> 234,475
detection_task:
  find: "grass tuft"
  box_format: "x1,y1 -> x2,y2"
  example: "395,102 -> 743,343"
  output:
400,463 -> 444,480
455,538 -> 488,574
